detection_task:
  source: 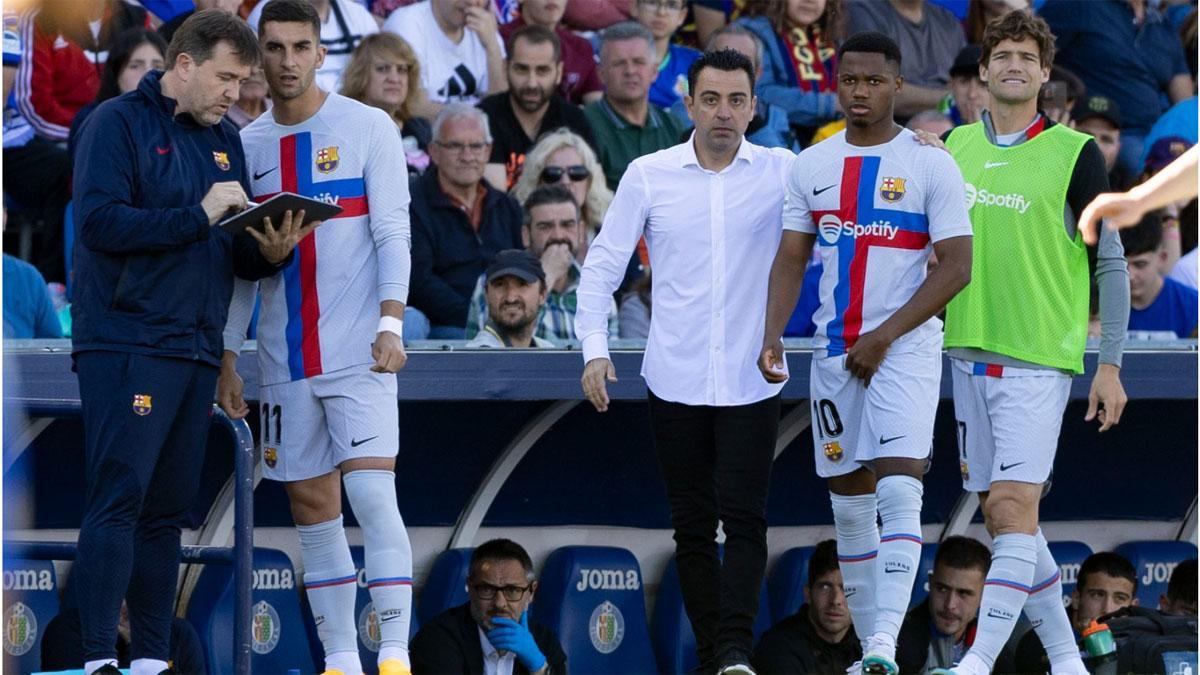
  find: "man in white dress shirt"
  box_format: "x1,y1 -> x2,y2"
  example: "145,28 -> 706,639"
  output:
575,48 -> 795,674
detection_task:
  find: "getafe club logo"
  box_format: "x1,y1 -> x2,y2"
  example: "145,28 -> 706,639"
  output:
358,602 -> 381,652
263,446 -> 278,469
823,441 -> 844,462
880,177 -> 906,202
316,146 -> 340,173
588,601 -> 625,654
213,151 -> 230,171
132,394 -> 152,416
3,602 -> 37,656
251,600 -> 281,654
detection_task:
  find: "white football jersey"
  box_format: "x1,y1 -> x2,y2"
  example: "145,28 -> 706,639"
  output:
225,93 -> 411,385
783,129 -> 971,356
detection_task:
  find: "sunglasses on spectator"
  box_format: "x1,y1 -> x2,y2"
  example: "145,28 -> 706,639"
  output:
540,165 -> 590,184
471,582 -> 531,601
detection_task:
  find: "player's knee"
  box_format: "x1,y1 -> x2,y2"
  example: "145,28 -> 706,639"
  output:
982,491 -> 1037,534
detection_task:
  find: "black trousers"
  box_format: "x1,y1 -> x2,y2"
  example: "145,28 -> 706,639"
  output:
648,390 -> 781,666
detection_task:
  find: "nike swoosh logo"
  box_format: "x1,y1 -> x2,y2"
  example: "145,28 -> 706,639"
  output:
884,568 -> 905,573
999,461 -> 1025,471
984,161 -> 1009,169
813,184 -> 838,196
879,435 -> 906,445
379,614 -> 404,622
156,146 -> 170,155
253,166 -> 278,180
350,435 -> 378,448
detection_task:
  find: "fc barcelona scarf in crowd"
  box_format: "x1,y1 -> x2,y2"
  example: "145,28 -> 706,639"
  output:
778,24 -> 837,93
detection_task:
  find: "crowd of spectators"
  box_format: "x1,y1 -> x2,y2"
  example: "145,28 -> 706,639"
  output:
2,0 -> 1198,346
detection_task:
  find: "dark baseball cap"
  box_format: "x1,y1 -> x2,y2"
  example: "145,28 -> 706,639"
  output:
1144,136 -> 1193,173
1073,95 -> 1122,129
950,44 -> 982,79
485,249 -> 545,284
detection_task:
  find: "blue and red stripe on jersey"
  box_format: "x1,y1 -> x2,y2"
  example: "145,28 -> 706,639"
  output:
256,131 -> 371,381
813,156 -> 931,356
972,362 -> 1005,377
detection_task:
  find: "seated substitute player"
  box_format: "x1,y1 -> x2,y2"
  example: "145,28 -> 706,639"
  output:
759,31 -> 973,675
932,11 -> 1130,675
217,2 -> 415,675
895,536 -> 990,674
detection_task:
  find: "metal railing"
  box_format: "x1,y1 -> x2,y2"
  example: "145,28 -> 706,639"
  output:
3,403 -> 256,674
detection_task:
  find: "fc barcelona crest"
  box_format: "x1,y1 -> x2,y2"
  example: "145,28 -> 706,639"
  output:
880,176 -> 906,203
132,394 -> 153,416
316,146 -> 340,173
213,151 -> 230,171
823,441 -> 844,462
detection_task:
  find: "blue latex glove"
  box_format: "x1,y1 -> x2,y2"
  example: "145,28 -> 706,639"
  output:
486,613 -> 547,672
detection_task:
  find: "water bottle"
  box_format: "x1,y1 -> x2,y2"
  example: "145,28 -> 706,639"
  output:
1082,620 -> 1118,675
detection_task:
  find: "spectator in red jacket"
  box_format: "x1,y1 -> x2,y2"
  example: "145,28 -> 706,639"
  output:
14,0 -> 149,141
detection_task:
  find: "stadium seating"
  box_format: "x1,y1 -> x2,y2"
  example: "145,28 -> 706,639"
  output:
909,543 -> 940,609
768,546 -> 815,622
1113,540 -> 1199,609
417,547 -> 473,624
533,546 -> 657,673
184,547 -> 315,674
1,558 -> 57,675
1046,541 -> 1093,608
651,552 -> 773,673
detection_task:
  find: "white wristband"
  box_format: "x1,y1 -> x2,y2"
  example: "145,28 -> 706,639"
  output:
377,315 -> 404,338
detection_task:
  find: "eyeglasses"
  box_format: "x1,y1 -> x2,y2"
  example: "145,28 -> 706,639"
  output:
471,583 -> 531,602
540,164 -> 590,184
639,0 -> 686,11
435,140 -> 489,154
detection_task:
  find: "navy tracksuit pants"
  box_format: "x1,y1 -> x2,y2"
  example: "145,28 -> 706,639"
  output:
73,351 -> 218,663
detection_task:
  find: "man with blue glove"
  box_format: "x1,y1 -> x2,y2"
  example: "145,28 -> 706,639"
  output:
411,539 -> 567,674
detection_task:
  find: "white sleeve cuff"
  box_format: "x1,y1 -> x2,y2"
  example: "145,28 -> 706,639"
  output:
581,333 -> 611,364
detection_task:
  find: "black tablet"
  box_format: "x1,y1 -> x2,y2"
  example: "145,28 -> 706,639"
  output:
219,192 -> 343,235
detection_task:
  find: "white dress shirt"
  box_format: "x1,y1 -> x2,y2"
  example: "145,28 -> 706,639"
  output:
575,136 -> 795,406
478,626 -> 516,675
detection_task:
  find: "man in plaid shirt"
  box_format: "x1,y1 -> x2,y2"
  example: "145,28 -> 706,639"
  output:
466,184 -> 617,343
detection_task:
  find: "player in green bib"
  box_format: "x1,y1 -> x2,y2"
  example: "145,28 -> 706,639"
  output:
930,11 -> 1130,675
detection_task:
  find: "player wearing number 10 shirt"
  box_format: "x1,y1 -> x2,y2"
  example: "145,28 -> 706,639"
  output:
760,33 -> 972,675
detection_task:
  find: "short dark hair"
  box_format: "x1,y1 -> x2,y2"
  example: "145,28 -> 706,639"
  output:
980,9 -> 1056,70
1167,559 -> 1197,604
258,0 -> 321,41
686,48 -> 756,101
508,24 -> 561,63
523,184 -> 579,226
934,536 -> 992,575
1119,210 -> 1165,256
807,539 -> 840,587
167,8 -> 260,68
469,539 -> 535,581
1078,552 -> 1138,594
837,31 -> 901,68
97,28 -> 168,102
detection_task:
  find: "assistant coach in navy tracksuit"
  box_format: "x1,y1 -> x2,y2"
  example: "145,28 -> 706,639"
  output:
69,10 -> 316,675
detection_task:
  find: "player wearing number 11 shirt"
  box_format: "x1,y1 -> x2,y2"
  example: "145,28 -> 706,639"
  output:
759,32 -> 972,675
216,2 -> 414,675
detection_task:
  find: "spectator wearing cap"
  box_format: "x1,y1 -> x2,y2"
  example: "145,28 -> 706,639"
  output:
939,44 -> 985,126
1142,136 -> 1195,275
466,249 -> 558,347
498,0 -> 604,105
1041,0 -> 1194,176
1073,95 -> 1130,190
408,104 -> 525,341
479,25 -> 597,191
843,0 -> 965,120
1161,559 -> 1198,617
466,185 -> 617,342
1141,96 -> 1197,168
1121,210 -> 1198,338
